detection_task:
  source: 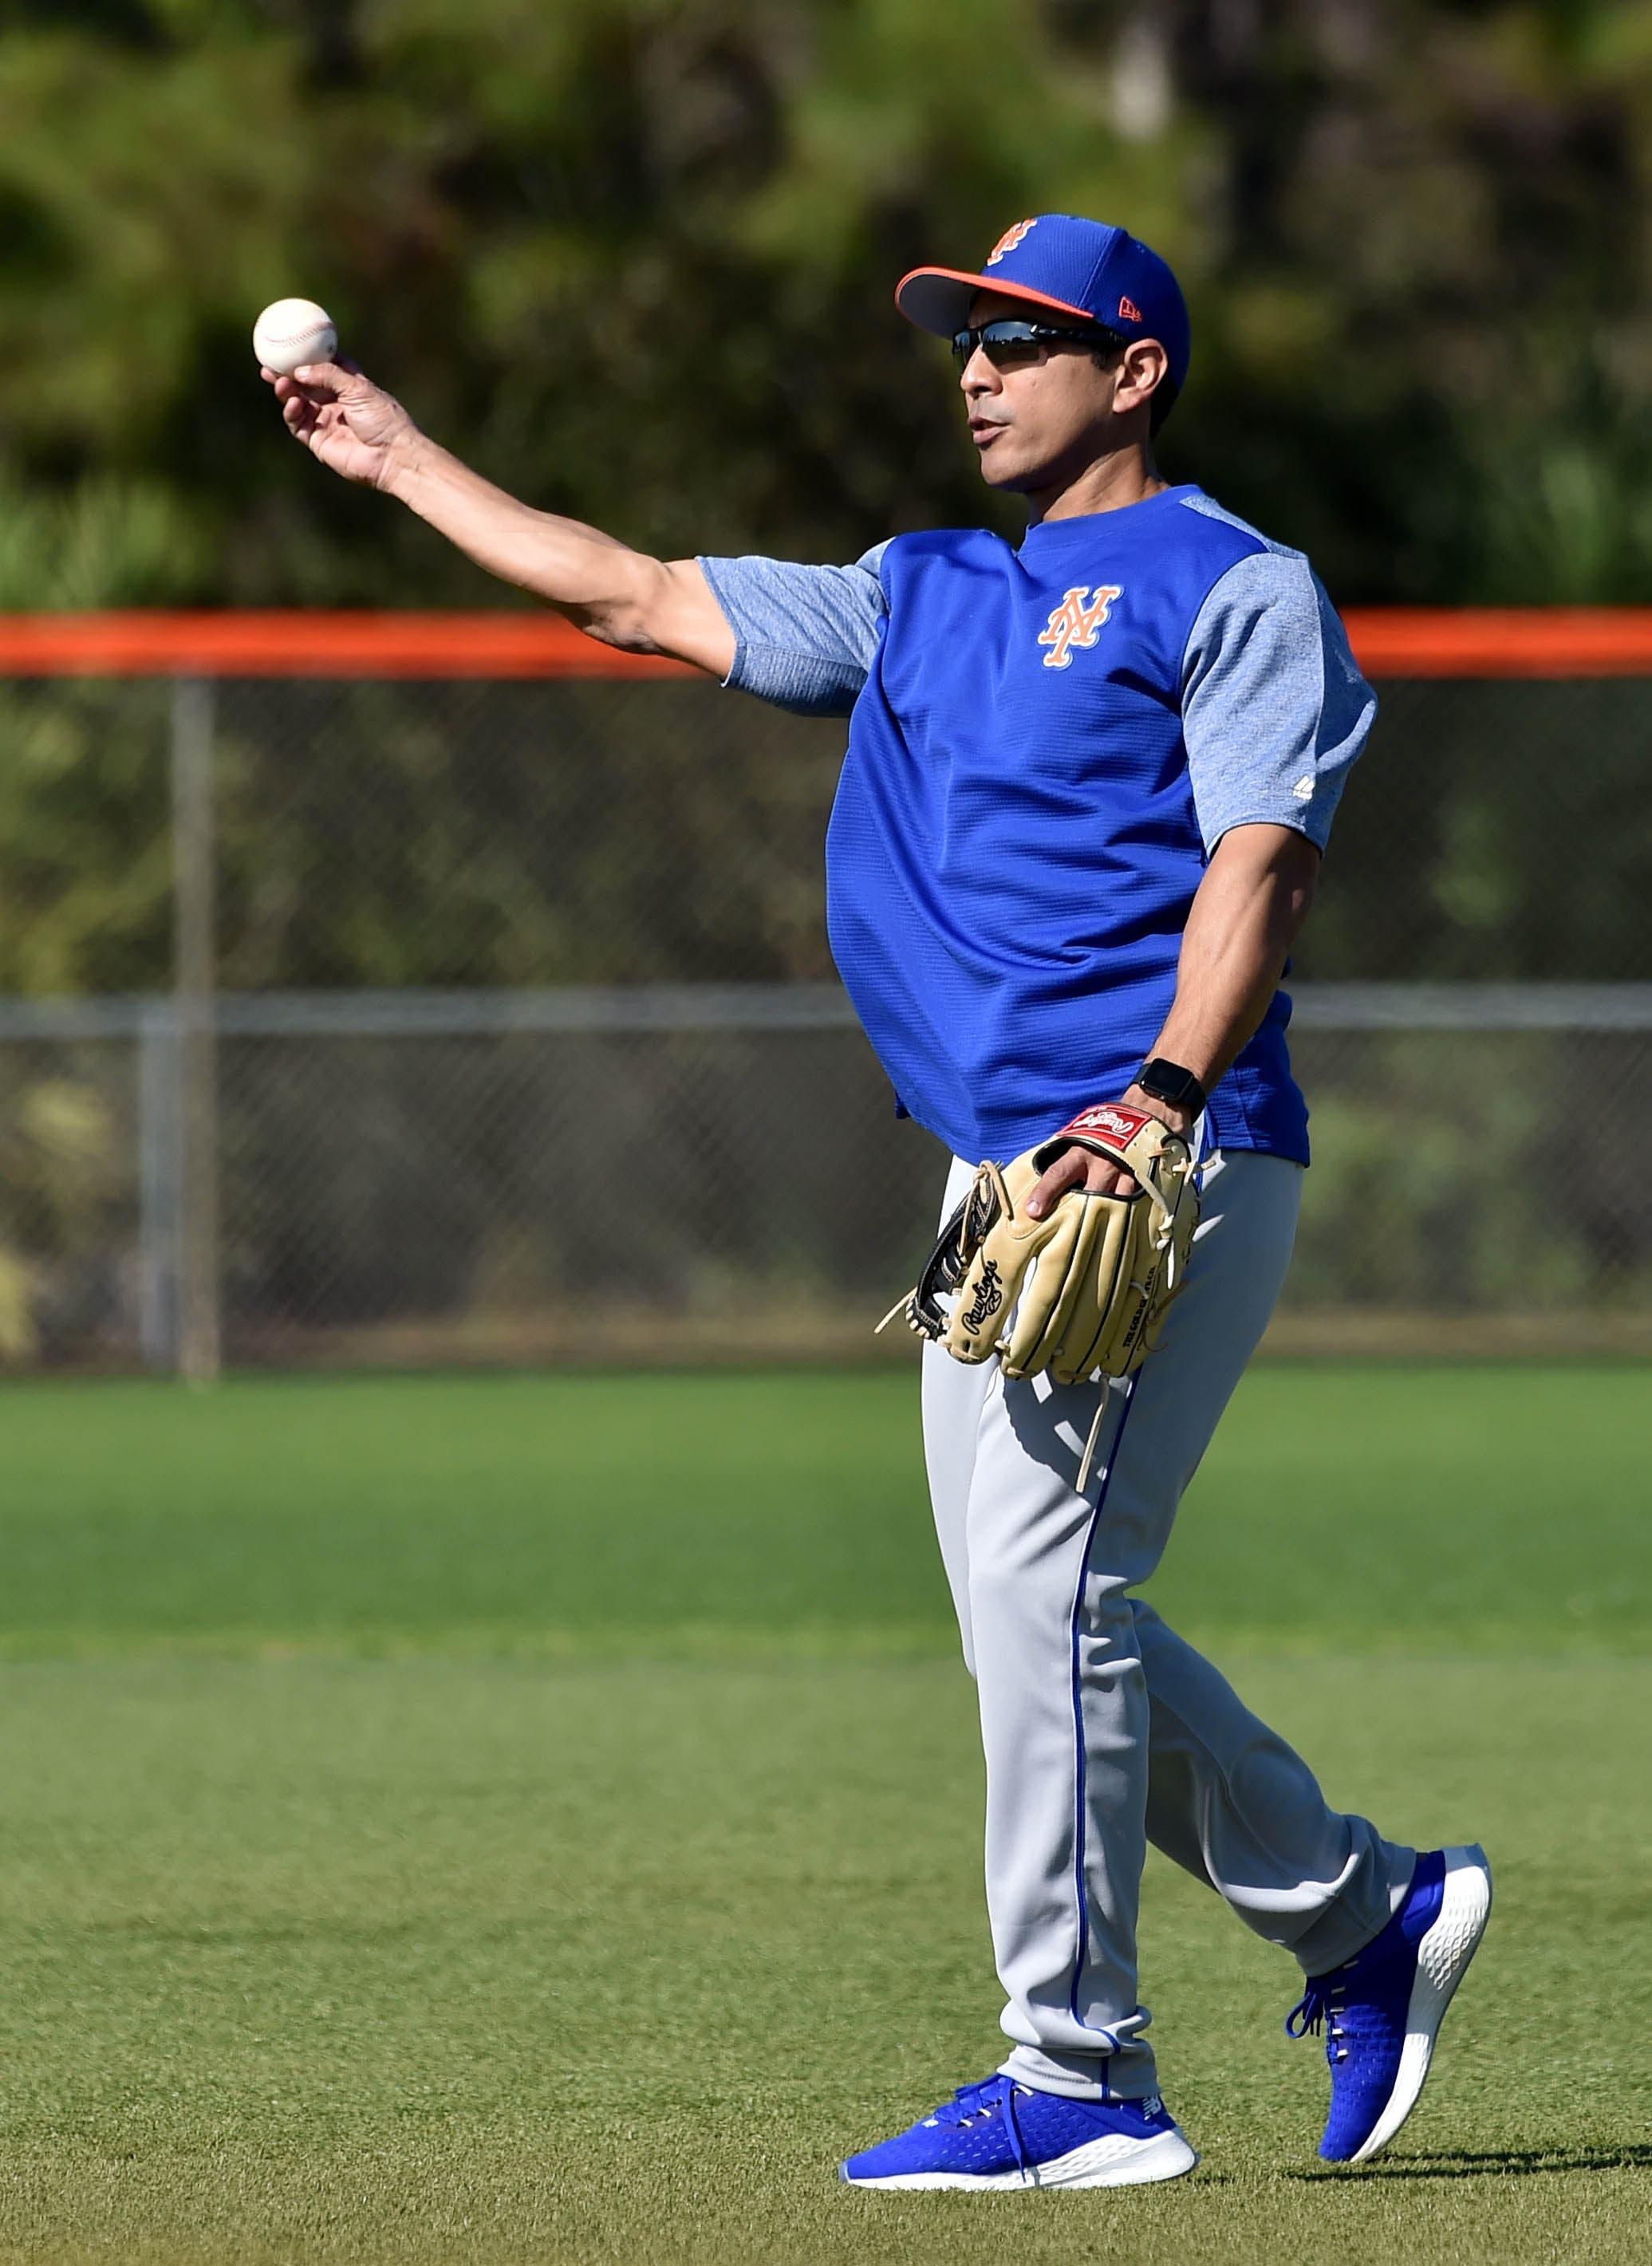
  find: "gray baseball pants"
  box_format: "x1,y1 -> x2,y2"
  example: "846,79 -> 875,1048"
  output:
921,1145 -> 1415,2102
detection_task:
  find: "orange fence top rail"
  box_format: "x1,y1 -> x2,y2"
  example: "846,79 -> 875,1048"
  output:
0,612 -> 696,680
0,607 -> 1650,680
1343,609 -> 1652,677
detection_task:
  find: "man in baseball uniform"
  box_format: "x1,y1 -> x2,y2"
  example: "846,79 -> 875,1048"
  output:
268,211 -> 1491,2189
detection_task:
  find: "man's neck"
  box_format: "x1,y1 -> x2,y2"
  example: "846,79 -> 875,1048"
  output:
1027,442 -> 1166,525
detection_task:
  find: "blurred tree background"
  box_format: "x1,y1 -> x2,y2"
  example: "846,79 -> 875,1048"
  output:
1,1 -> 1650,1358
0,0 -> 1649,995
1,0 -> 1650,609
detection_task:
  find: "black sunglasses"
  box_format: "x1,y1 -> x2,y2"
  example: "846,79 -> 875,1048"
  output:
950,317 -> 1126,368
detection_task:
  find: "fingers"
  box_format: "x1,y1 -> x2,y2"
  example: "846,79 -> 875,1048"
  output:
1025,1145 -> 1137,1220
268,367 -> 329,442
263,364 -> 357,419
1093,1165 -> 1139,1198
274,376 -> 356,454
264,353 -> 363,382
1024,1145 -> 1087,1221
280,392 -> 321,445
290,358 -> 369,396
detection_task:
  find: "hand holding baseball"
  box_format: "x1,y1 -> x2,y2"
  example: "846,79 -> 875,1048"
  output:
263,357 -> 420,490
254,299 -> 417,487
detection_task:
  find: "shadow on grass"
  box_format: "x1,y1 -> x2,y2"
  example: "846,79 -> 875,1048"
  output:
1298,2144 -> 1652,2182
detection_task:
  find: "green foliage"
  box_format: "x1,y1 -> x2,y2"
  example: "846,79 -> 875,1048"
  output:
0,2 -> 1648,600
0,471 -> 209,608
0,1 -> 1647,1135
0,1066 -> 126,1358
1298,677 -> 1652,981
0,681 -> 172,993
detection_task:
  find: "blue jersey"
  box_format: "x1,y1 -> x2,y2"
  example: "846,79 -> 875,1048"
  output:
701,485 -> 1374,1166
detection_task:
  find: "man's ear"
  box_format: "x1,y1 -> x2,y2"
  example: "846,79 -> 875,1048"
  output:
1114,338 -> 1169,417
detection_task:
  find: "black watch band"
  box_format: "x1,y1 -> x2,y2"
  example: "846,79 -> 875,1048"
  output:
1137,1057 -> 1208,1119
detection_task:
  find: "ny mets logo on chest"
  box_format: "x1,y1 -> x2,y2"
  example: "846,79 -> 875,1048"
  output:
1037,584 -> 1124,668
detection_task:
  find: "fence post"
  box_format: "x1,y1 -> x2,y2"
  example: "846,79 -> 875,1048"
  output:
171,676 -> 221,1385
136,1000 -> 181,1369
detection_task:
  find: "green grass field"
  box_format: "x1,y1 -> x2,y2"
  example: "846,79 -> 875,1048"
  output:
0,1365 -> 1646,2263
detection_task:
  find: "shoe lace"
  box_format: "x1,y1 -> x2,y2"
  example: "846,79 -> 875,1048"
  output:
1284,1978 -> 1349,2062
935,2076 -> 1031,2175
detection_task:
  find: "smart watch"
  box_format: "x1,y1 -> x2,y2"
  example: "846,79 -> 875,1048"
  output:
1136,1058 -> 1208,1119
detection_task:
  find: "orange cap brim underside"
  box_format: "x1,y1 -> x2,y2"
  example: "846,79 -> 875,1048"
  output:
894,265 -> 1097,337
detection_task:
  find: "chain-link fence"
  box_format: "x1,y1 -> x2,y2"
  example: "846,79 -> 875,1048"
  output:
2,618 -> 1650,1368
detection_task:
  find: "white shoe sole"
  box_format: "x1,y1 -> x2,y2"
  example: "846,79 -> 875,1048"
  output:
1348,1842 -> 1492,2165
842,2124 -> 1199,2191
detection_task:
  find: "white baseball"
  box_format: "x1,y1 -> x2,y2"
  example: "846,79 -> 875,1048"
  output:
253,298 -> 338,376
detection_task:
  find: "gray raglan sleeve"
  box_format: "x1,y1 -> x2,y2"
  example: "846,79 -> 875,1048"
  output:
695,544 -> 889,717
1180,550 -> 1376,854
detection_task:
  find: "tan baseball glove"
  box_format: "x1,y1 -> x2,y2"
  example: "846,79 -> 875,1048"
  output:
880,1102 -> 1201,1483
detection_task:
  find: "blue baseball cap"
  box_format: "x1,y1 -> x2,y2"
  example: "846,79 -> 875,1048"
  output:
896,214 -> 1191,395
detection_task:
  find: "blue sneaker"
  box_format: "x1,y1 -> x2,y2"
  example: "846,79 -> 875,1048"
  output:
840,2074 -> 1197,2191
1287,1843 -> 1492,2164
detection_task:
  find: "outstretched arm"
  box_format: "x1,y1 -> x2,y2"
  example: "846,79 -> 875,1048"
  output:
266,359 -> 735,677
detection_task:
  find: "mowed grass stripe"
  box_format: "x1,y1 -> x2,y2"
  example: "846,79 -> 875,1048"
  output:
0,1366 -> 1646,1656
0,1656 -> 1646,2264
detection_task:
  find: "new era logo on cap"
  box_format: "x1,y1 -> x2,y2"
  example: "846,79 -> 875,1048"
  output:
1118,294 -> 1142,322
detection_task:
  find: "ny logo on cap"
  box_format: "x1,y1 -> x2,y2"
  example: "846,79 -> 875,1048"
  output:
1039,585 -> 1124,668
986,218 -> 1038,265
